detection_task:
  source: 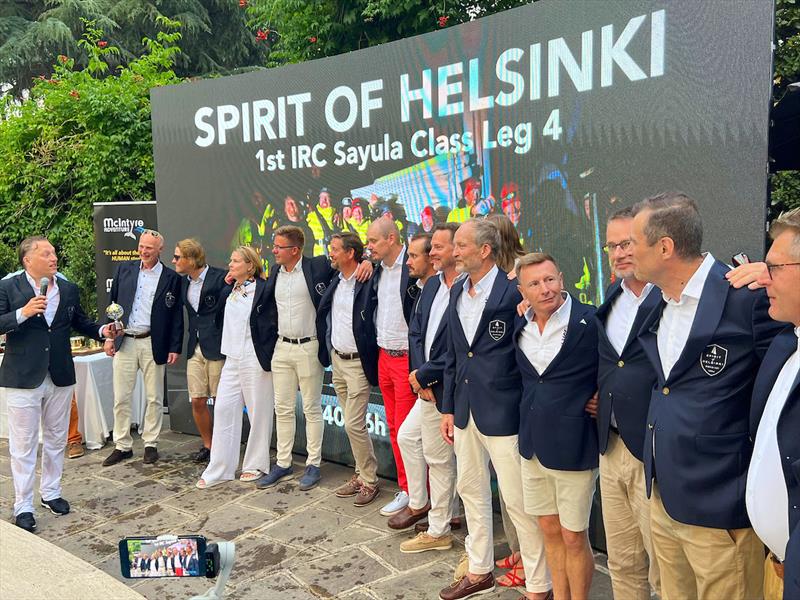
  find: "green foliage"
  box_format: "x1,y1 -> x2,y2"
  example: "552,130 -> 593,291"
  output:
244,0 -> 532,67
0,1 -> 265,98
0,19 -> 183,315
772,0 -> 800,214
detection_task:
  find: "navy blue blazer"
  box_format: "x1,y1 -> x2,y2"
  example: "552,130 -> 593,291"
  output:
263,255 -> 336,367
181,265 -> 230,361
442,268 -> 523,436
372,249 -> 419,327
0,273 -> 103,388
240,277 -> 277,372
107,261 -> 184,365
749,325 -> 800,538
515,296 -> 599,470
638,260 -> 784,529
408,275 -> 450,412
317,273 -> 379,386
595,281 -> 661,461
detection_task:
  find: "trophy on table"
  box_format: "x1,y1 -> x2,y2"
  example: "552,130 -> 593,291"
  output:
105,302 -> 125,336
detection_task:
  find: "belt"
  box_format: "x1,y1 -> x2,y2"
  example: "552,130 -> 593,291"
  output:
381,348 -> 408,358
124,332 -> 151,339
281,335 -> 317,345
334,350 -> 360,360
609,425 -> 620,436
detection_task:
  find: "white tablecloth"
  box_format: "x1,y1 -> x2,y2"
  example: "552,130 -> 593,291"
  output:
0,352 -> 145,449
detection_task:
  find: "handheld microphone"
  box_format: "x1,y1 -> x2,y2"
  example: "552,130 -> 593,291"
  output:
39,276 -> 49,297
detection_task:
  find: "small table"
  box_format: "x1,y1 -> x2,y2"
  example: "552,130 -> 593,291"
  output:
0,352 -> 145,449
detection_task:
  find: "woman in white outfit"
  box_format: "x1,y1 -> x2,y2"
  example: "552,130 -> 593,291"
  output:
197,245 -> 275,488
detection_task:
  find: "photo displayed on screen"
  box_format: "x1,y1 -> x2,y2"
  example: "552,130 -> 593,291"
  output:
125,538 -> 201,578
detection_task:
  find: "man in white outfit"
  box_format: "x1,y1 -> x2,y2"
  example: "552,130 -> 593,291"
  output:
0,236 -> 117,533
396,225 -> 460,553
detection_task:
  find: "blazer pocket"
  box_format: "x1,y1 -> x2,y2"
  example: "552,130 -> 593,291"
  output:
3,345 -> 23,354
694,432 -> 750,454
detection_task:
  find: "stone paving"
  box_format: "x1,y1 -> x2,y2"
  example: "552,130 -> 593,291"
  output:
0,430 -> 613,599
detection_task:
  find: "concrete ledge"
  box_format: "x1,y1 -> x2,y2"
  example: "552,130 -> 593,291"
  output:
0,520 -> 145,600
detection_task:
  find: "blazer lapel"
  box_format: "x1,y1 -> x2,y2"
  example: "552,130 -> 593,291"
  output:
250,278 -> 267,319
543,296 -> 588,376
665,263 -> 729,384
595,282 -> 621,351
621,284 -> 661,354
638,299 -> 667,383
471,271 -> 509,349
400,256 -> 410,306
418,277 -> 439,334
51,279 -> 72,324
152,262 -> 170,305
751,329 -> 798,430
450,282 -> 469,346
301,257 -> 314,298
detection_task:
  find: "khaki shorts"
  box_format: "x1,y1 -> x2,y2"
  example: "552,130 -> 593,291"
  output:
521,456 -> 598,532
186,349 -> 224,399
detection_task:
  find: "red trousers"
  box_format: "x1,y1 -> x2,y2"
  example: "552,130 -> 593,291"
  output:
378,349 -> 417,492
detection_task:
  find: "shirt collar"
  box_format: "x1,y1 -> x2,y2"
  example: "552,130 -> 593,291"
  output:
663,253 -> 715,305
338,269 -> 357,283
25,272 -> 58,292
463,264 -> 498,296
621,279 -> 654,302
190,265 -> 209,283
140,260 -> 163,274
526,292 -> 571,325
383,246 -> 406,270
281,256 -> 304,274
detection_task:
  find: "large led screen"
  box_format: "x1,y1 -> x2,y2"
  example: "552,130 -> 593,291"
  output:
152,0 -> 774,306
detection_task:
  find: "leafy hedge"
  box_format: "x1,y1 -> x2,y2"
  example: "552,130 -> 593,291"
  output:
0,18 -> 183,314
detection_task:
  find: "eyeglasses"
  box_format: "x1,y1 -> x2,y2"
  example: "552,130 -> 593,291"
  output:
172,254 -> 182,261
273,244 -> 298,251
603,239 -> 633,253
766,262 -> 800,279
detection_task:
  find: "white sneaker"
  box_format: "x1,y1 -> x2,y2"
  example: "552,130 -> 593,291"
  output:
380,491 -> 409,516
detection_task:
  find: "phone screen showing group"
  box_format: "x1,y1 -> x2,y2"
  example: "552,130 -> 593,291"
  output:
119,535 -> 207,579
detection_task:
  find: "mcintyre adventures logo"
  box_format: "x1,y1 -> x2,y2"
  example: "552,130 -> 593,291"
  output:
103,217 -> 145,238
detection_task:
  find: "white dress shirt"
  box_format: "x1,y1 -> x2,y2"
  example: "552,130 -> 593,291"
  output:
457,265 -> 499,346
16,272 -> 60,326
606,281 -> 655,355
127,261 -> 163,334
220,281 -> 255,360
376,247 -> 409,350
331,270 -> 358,354
187,265 -> 209,312
657,253 -> 716,379
519,293 -> 571,374
275,258 -> 316,339
424,273 -> 452,362
746,326 -> 800,561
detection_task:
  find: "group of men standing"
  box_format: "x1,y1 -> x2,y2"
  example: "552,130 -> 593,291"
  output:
0,192 -> 797,600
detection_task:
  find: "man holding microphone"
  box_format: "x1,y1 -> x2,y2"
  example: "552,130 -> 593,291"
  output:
0,236 -> 117,532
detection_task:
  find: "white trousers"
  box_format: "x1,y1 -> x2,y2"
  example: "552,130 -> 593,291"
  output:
272,339 -> 324,468
454,415 -> 551,594
6,376 -> 73,516
397,397 -> 457,537
112,336 -> 165,450
201,353 -> 274,483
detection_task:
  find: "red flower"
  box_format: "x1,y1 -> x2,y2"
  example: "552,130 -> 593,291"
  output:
97,40 -> 108,48
256,29 -> 267,42
58,55 -> 68,64
309,36 -> 317,43
438,16 -> 449,27
69,90 -> 80,99
239,0 -> 247,6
